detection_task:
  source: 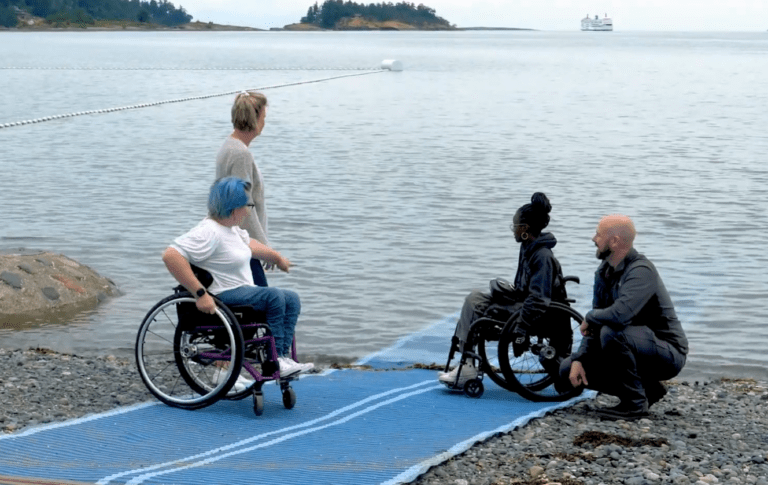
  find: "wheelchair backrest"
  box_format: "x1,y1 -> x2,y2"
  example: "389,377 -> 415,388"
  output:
190,264 -> 214,288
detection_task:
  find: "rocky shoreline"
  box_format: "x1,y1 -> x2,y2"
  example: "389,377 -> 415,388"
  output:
2,347 -> 766,484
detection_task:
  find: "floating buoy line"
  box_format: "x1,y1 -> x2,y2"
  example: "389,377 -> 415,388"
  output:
0,66 -> 379,71
0,60 -> 403,130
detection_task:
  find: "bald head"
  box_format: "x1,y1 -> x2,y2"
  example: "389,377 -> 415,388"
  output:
599,214 -> 636,249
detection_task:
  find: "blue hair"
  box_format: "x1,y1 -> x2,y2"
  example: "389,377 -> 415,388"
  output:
208,177 -> 251,219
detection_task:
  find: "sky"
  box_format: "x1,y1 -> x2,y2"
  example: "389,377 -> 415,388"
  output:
177,0 -> 768,31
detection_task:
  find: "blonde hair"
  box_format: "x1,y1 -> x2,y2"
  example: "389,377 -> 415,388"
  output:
231,91 -> 268,132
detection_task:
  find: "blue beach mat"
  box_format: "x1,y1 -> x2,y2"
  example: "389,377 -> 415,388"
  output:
0,317 -> 589,485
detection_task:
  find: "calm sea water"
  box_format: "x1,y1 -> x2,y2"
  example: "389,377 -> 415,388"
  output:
1,31 -> 766,381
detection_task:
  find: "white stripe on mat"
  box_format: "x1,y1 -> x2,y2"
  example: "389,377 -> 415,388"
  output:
0,401 -> 161,442
97,380 -> 438,485
123,384 -> 444,485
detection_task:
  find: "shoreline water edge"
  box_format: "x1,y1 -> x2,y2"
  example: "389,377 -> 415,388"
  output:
2,347 -> 766,484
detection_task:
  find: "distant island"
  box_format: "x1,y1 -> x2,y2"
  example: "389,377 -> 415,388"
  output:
0,0 -> 530,31
0,0 -> 196,29
284,0 -> 455,31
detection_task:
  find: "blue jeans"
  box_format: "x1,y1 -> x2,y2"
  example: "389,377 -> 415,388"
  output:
216,285 -> 300,357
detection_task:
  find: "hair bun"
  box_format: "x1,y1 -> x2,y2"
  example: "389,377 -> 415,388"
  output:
530,192 -> 551,214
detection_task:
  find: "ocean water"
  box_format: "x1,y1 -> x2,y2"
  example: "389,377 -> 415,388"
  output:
1,31 -> 766,381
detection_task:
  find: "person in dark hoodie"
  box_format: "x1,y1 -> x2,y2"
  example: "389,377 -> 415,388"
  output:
439,192 -> 569,386
558,215 -> 688,420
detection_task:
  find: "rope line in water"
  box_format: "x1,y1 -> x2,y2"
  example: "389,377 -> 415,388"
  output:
1,66 -> 380,71
0,69 -> 385,130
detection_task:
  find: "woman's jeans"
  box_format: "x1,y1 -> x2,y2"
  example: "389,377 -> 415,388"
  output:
216,285 -> 300,357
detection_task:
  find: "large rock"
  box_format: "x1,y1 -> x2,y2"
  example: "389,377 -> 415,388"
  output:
0,252 -> 119,327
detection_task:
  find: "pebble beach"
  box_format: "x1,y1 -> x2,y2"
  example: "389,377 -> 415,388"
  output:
2,347 -> 767,485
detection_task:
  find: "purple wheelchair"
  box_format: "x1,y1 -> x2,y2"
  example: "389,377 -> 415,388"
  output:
135,266 -> 301,416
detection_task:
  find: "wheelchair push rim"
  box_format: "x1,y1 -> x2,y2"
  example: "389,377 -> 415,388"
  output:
135,293 -> 244,409
497,302 -> 584,402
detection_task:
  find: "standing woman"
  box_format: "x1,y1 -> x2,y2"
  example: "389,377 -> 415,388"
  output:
216,91 -> 271,287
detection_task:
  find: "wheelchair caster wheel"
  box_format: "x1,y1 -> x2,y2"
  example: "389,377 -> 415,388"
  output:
463,379 -> 484,399
253,392 -> 264,416
282,387 -> 296,409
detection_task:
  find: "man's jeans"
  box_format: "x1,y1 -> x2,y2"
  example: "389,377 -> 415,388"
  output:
560,324 -> 686,408
216,285 -> 300,357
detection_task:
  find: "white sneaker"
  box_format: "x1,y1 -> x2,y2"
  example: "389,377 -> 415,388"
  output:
235,374 -> 254,390
277,357 -> 302,377
213,367 -> 247,392
280,357 -> 314,374
438,363 -> 478,386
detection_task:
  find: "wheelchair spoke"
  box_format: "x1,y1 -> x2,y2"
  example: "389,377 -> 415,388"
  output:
498,302 -> 584,402
135,293 -> 243,409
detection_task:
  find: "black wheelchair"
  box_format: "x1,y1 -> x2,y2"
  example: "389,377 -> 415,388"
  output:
442,276 -> 584,402
135,266 -> 301,416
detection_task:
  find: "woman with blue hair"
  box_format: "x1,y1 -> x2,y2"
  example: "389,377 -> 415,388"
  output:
162,177 -> 312,386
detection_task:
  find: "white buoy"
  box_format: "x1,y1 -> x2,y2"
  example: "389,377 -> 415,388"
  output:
381,59 -> 403,71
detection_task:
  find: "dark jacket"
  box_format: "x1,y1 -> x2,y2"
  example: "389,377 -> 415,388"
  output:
513,232 -> 566,328
578,248 -> 688,357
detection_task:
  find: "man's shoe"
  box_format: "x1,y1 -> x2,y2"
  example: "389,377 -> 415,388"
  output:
438,362 -> 478,387
277,357 -> 302,377
646,381 -> 668,407
595,401 -> 649,421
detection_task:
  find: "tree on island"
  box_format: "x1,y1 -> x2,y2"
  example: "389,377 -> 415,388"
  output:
0,5 -> 17,27
300,0 -> 450,29
0,0 -> 192,27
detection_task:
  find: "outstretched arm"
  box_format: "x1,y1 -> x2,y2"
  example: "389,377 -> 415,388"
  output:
248,239 -> 292,273
162,247 -> 216,314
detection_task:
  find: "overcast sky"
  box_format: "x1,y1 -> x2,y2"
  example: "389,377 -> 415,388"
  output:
177,0 -> 768,31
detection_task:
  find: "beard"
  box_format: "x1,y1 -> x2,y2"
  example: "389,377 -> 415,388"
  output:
596,246 -> 611,260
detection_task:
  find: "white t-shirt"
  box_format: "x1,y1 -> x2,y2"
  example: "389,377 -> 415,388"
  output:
170,218 -> 255,294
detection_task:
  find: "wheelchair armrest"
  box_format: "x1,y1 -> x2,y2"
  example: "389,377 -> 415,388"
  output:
562,275 -> 580,285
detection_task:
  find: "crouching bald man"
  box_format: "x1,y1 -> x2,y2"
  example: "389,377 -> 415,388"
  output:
559,215 -> 688,420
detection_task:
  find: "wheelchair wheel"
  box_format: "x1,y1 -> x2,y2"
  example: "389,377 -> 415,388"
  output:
223,325 -> 273,401
282,387 -> 296,409
498,302 -> 584,402
135,293 -> 244,409
463,379 -> 484,399
475,317 -> 516,392
253,392 -> 264,416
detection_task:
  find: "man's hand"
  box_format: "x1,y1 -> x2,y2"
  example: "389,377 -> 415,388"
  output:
196,292 -> 216,315
579,320 -> 592,337
569,360 -> 588,388
512,327 -> 529,357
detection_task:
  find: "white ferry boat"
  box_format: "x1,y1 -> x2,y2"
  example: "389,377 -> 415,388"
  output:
581,13 -> 613,31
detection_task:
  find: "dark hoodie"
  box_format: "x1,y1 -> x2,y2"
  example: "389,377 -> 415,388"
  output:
513,232 -> 565,328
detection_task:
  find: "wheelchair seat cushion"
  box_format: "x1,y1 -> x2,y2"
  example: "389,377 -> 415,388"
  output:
228,305 -> 266,324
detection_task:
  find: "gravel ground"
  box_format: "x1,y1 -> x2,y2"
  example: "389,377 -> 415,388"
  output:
2,347 -> 767,485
